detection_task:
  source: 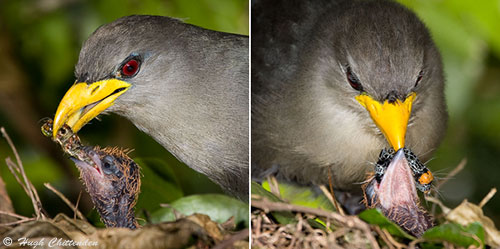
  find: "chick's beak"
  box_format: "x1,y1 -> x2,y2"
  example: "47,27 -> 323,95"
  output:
53,79 -> 131,138
356,92 -> 416,150
377,149 -> 418,208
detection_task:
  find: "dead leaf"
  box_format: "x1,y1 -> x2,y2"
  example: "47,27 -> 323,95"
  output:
446,200 -> 500,247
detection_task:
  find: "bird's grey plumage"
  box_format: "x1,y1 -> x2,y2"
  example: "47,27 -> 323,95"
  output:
76,15 -> 248,199
252,0 -> 447,191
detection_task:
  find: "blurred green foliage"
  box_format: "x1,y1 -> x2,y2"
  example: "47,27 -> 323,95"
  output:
261,180 -> 335,211
397,0 -> 500,224
0,0 -> 247,226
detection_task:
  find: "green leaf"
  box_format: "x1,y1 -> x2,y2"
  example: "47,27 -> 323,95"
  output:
261,181 -> 335,211
150,194 -> 249,227
422,222 -> 485,247
466,222 -> 485,246
251,181 -> 281,202
134,158 -> 184,212
359,209 -> 415,239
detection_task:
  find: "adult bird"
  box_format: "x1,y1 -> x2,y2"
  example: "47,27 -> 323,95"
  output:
252,0 -> 447,211
52,15 -> 249,199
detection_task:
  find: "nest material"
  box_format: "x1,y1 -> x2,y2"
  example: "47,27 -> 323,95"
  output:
252,209 -> 373,249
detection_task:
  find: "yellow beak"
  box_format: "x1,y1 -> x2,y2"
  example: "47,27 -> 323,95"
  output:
355,92 -> 416,150
52,79 -> 131,138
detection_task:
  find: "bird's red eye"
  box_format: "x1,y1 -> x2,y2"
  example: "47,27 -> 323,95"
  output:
346,66 -> 363,91
121,59 -> 139,77
415,70 -> 424,87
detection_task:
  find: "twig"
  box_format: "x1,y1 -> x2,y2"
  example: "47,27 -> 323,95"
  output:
0,209 -> 34,227
380,227 -> 406,249
1,127 -> 43,219
319,185 -> 345,216
1,128 -> 24,178
160,203 -> 184,220
254,211 -> 262,238
212,228 -> 249,249
4,158 -> 30,195
374,226 -> 395,249
74,190 -> 83,220
44,183 -> 86,221
408,238 -> 425,249
434,158 -> 466,190
267,175 -> 281,198
431,158 -> 466,215
468,232 -> 484,249
0,210 -> 29,220
425,196 -> 451,214
327,168 -> 345,215
0,217 -> 36,227
252,199 -> 380,249
479,188 -> 496,208
28,180 -> 43,212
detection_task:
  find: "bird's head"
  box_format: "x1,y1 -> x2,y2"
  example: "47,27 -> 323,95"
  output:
71,146 -> 141,228
311,1 -> 444,151
52,15 -> 184,137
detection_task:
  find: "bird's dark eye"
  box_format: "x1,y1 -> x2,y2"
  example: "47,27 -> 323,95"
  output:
415,70 -> 424,87
346,66 -> 363,91
102,155 -> 116,175
121,59 -> 140,77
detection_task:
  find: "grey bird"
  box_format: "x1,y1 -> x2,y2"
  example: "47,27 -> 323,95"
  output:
52,15 -> 249,199
252,0 -> 447,209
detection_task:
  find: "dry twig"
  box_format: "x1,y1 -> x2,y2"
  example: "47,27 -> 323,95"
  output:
374,226 -> 395,249
434,158 -> 467,190
267,175 -> 281,198
319,185 -> 345,216
212,228 -> 249,249
44,183 -> 86,221
431,158 -> 466,215
327,168 -> 345,215
479,188 -> 497,208
1,127 -> 44,219
0,210 -> 29,220
0,210 -> 35,227
74,190 -> 83,220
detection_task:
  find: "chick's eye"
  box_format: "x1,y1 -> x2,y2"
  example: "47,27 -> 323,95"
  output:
103,161 -> 111,169
346,66 -> 363,91
121,59 -> 139,77
102,155 -> 116,174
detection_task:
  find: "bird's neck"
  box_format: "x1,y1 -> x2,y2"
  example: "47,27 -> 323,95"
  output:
92,194 -> 138,229
115,86 -> 249,198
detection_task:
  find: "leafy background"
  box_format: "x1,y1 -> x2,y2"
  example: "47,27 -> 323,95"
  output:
0,0 -> 248,227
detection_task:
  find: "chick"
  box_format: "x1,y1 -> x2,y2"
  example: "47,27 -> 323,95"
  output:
42,119 -> 141,229
363,149 -> 433,237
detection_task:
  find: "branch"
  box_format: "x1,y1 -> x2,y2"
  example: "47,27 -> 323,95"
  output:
212,228 -> 249,249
